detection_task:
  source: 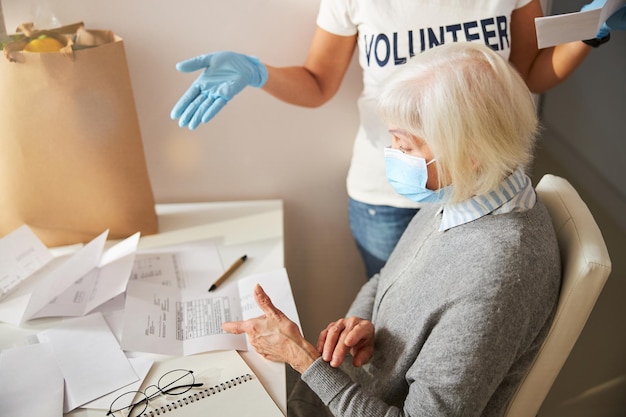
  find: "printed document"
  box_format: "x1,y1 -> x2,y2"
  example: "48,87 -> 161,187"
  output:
121,268 -> 300,356
0,225 -> 54,300
0,228 -> 139,324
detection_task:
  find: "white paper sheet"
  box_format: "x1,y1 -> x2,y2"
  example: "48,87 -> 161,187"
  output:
25,231 -> 108,320
30,233 -> 140,319
238,268 -> 303,352
121,267 -> 300,356
0,230 -> 107,324
81,356 -> 154,410
0,230 -> 140,324
0,343 -> 64,417
0,225 -> 54,300
535,0 -> 625,48
36,313 -> 138,413
238,269 -> 301,324
121,278 -> 247,355
130,239 -> 223,289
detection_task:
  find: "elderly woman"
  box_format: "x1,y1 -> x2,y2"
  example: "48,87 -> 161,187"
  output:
223,42 -> 561,417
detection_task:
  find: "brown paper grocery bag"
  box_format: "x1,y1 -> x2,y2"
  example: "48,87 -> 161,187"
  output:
0,24 -> 158,246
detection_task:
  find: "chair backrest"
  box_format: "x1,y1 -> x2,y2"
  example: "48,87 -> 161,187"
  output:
503,174 -> 612,417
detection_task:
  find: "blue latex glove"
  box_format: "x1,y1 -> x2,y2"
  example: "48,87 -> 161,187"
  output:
171,51 -> 268,130
581,0 -> 626,38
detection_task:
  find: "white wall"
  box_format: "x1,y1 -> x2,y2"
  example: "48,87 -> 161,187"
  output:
1,0 -> 367,339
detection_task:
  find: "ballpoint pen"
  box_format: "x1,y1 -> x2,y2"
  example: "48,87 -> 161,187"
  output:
208,255 -> 248,292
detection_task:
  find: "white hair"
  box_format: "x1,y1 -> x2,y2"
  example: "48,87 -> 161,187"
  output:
378,42 -> 539,202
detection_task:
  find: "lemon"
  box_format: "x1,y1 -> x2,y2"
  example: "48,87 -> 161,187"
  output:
23,35 -> 64,53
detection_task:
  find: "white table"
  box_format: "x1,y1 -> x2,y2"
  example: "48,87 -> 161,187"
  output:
0,200 -> 286,416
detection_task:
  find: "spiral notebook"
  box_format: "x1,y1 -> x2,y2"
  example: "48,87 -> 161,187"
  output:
135,350 -> 284,417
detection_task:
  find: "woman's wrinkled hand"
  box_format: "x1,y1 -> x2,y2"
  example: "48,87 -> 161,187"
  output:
317,316 -> 375,368
222,284 -> 320,374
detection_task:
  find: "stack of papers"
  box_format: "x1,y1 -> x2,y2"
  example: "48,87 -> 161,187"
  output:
0,226 -> 139,324
1,227 -> 301,356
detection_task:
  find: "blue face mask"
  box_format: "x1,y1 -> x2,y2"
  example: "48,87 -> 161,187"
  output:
384,147 -> 449,203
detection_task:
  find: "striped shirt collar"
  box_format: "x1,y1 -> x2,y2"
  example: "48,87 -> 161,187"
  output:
439,168 -> 536,231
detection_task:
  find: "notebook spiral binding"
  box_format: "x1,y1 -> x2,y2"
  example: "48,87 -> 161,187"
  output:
140,373 -> 254,416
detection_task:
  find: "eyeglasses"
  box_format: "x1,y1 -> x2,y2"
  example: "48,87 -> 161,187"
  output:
107,369 -> 204,417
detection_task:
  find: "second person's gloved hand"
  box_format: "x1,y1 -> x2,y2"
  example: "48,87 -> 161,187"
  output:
171,51 -> 268,130
604,4 -> 626,34
581,0 -> 626,38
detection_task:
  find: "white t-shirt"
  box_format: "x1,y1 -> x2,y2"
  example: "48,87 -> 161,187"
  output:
317,0 -> 532,208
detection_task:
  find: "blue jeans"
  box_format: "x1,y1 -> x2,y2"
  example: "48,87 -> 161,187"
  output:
348,197 -> 419,278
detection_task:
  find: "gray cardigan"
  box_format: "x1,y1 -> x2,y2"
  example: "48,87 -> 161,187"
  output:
294,201 -> 560,417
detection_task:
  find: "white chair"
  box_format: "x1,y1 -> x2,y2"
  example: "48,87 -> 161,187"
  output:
503,174 -> 612,417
